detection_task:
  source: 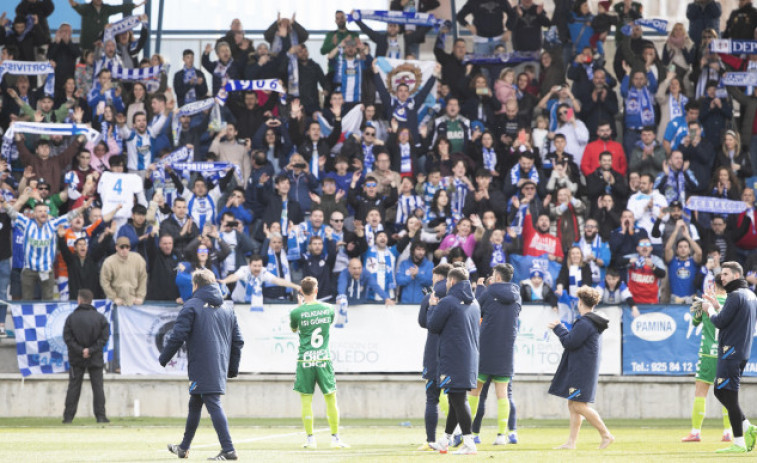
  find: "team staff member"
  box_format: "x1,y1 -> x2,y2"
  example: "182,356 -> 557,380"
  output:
162,269 -> 244,461
704,262 -> 757,453
428,267 -> 481,455
468,264 -> 520,446
62,289 -> 110,424
417,263 -> 452,451
549,286 -> 614,450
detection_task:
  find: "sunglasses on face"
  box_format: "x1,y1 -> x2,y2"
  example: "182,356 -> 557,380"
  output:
197,249 -> 209,254
558,111 -> 568,116
118,244 -> 130,250
38,187 -> 49,191
365,182 -> 377,188
331,218 -> 344,222
638,243 -> 652,247
364,132 -> 375,136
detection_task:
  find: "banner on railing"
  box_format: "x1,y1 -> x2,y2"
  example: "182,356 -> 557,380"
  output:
622,305 -> 757,376
514,305 -> 622,375
10,300 -> 114,377
117,304 -> 189,376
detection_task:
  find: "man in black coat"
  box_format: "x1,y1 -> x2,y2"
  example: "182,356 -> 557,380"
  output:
159,197 -> 200,259
57,228 -> 111,300
585,152 -> 629,214
462,169 -> 508,220
146,234 -> 181,302
300,235 -> 337,301
62,289 -> 110,423
257,175 -> 305,241
162,269 -> 244,461
705,262 -> 757,453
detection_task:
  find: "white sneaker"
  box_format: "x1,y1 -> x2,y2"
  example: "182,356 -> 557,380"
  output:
493,434 -> 508,445
303,435 -> 317,449
436,435 -> 450,454
330,435 -> 350,448
452,436 -> 477,455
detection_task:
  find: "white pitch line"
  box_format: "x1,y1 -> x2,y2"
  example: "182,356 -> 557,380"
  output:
161,427 -> 330,450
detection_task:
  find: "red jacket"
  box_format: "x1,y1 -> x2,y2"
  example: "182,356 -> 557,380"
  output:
580,139 -> 627,177
522,211 -> 564,259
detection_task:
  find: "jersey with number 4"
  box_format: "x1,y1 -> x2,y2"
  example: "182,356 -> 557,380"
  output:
290,302 -> 335,363
98,172 -> 143,221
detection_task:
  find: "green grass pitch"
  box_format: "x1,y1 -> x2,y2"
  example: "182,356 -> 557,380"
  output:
0,417 -> 749,462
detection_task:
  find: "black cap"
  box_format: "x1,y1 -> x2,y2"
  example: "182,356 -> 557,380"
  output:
520,179 -> 536,190
669,200 -> 682,209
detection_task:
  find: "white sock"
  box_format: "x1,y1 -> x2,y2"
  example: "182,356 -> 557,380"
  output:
691,428 -> 700,434
734,436 -> 746,448
743,419 -> 752,430
463,434 -> 475,446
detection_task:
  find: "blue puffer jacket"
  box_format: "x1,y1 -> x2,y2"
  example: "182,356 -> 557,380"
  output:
477,282 -> 521,378
427,280 -> 480,390
159,284 -> 244,395
418,279 -> 447,384
711,279 -> 757,361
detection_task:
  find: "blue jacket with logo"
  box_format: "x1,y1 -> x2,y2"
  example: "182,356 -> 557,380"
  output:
427,280 -> 480,390
548,311 -> 609,403
711,279 -> 757,361
159,284 -> 244,395
477,282 -> 521,378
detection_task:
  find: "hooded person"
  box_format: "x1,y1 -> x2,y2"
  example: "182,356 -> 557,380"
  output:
160,269 -> 244,461
427,267 -> 481,455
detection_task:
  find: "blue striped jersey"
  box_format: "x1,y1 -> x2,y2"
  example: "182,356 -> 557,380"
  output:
15,214 -> 69,272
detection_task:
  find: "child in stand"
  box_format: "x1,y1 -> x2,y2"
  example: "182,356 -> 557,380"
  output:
590,1 -> 617,59
494,68 -> 517,114
532,115 -> 550,166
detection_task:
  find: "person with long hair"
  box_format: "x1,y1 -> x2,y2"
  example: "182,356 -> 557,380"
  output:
656,71 -> 689,142
715,130 -> 753,186
662,22 -> 695,94
423,189 -> 454,245
549,286 -> 614,450
556,246 -> 594,298
126,82 -> 147,129
435,216 -> 478,260
538,50 -> 566,99
708,166 -> 742,201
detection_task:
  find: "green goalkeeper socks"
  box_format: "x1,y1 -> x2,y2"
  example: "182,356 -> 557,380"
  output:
324,392 -> 340,435
723,406 -> 731,432
468,395 -> 479,422
439,390 -> 449,417
497,398 -> 511,435
692,397 -> 706,432
300,394 -> 314,435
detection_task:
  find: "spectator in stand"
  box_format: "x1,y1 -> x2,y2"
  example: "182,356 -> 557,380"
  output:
68,0 -> 142,51
216,188 -> 253,235
662,101 -> 700,157
723,0 -> 757,39
16,132 -> 84,195
726,85 -> 757,173
628,127 -> 666,179
300,235 -> 337,301
702,215 -> 745,264
145,233 -> 181,303
508,0 -> 551,52
627,173 -> 668,252
590,194 -> 621,242
651,200 -> 701,255
220,254 -> 300,308
201,41 -> 239,96
173,49 -> 208,107
556,246 -> 594,298
699,80 -> 732,150
687,0 -> 722,47
609,209 -> 649,271
654,151 -> 700,204
664,222 -> 703,304
586,152 -> 629,214
574,218 -> 610,285
100,236 -> 147,306
621,237 -> 667,304
397,242 -> 434,304
520,268 -> 558,311
229,92 -> 277,143
159,197 -> 200,259
116,204 -> 153,263
47,23 -> 81,96
620,65 -> 658,160
456,0 -> 511,57
662,23 -> 695,91
679,121 -> 715,191
656,71 -> 689,142
549,104 -> 589,167
434,26 -> 470,99
56,223 -> 111,300
519,209 -> 564,263
550,187 -> 586,256
581,121 -> 627,177
598,268 -> 640,317
579,69 -> 619,139
504,151 -> 545,200
338,257 -> 394,305
320,10 -> 359,68
715,130 -> 753,187
729,188 -> 757,258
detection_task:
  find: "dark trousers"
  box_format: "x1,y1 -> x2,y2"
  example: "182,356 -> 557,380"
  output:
64,364 -> 106,421
180,394 -> 234,453
424,380 -> 441,443
445,391 -> 472,435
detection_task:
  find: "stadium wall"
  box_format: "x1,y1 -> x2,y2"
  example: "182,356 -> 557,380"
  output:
1,373 -> 755,419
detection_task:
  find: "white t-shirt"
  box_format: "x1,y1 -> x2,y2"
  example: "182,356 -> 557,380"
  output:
98,172 -> 146,221
221,230 -> 237,276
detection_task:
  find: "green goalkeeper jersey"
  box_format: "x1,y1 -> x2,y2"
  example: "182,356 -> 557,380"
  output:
692,294 -> 725,359
290,302 -> 335,362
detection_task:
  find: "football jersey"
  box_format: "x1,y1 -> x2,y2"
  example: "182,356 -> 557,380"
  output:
627,258 -> 662,304
289,302 -> 335,362
668,257 -> 697,298
693,295 -> 726,358
98,172 -> 144,221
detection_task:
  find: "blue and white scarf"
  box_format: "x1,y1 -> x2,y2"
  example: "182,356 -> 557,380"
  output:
710,39 -> 757,55
577,234 -> 604,283
286,226 -> 301,262
265,247 -> 291,293
0,60 -> 55,96
490,243 -> 506,269
509,164 -> 539,186
172,161 -> 241,184
568,265 -> 583,297
281,200 -> 289,235
686,196 -> 749,214
365,223 -> 384,248
243,270 -> 264,311
348,10 -> 445,28
396,194 -> 425,226
172,97 -> 219,143
2,122 -> 100,162
421,178 -> 448,208
8,15 -> 35,42
109,64 -> 167,82
626,85 -> 655,126
665,169 -> 687,203
216,79 -> 286,106
621,18 -> 668,35
451,177 -> 469,221
483,147 -> 497,171
363,143 -> 376,173
103,15 -> 142,42
669,93 -> 689,121
286,30 -> 300,97
182,67 -> 197,104
399,143 -> 412,174
297,221 -> 326,257
392,97 -> 414,122
364,246 -> 396,300
721,72 -> 757,88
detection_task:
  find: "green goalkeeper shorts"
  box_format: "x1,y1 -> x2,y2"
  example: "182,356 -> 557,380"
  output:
294,360 -> 337,395
477,374 -> 511,383
695,356 -> 717,384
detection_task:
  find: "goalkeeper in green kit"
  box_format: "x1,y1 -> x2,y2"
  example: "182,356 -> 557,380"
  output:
290,276 -> 349,449
681,274 -> 732,443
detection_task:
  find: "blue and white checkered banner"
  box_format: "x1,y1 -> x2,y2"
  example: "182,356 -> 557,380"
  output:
10,300 -> 114,377
710,39 -> 757,55
721,71 -> 757,87
348,10 -> 445,28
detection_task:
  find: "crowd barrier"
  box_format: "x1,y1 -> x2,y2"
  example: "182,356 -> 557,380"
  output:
8,301 -> 757,378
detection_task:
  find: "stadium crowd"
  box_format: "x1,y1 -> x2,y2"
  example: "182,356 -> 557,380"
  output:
1,0 -> 757,339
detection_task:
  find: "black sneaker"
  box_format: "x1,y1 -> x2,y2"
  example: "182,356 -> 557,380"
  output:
167,444 -> 189,459
62,419 -> 72,424
208,450 -> 238,460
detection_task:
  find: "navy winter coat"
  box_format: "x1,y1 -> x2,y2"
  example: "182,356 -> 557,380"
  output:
711,279 -> 757,361
418,279 -> 448,384
427,280 -> 480,390
477,282 -> 521,378
159,284 -> 244,395
548,311 -> 608,403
